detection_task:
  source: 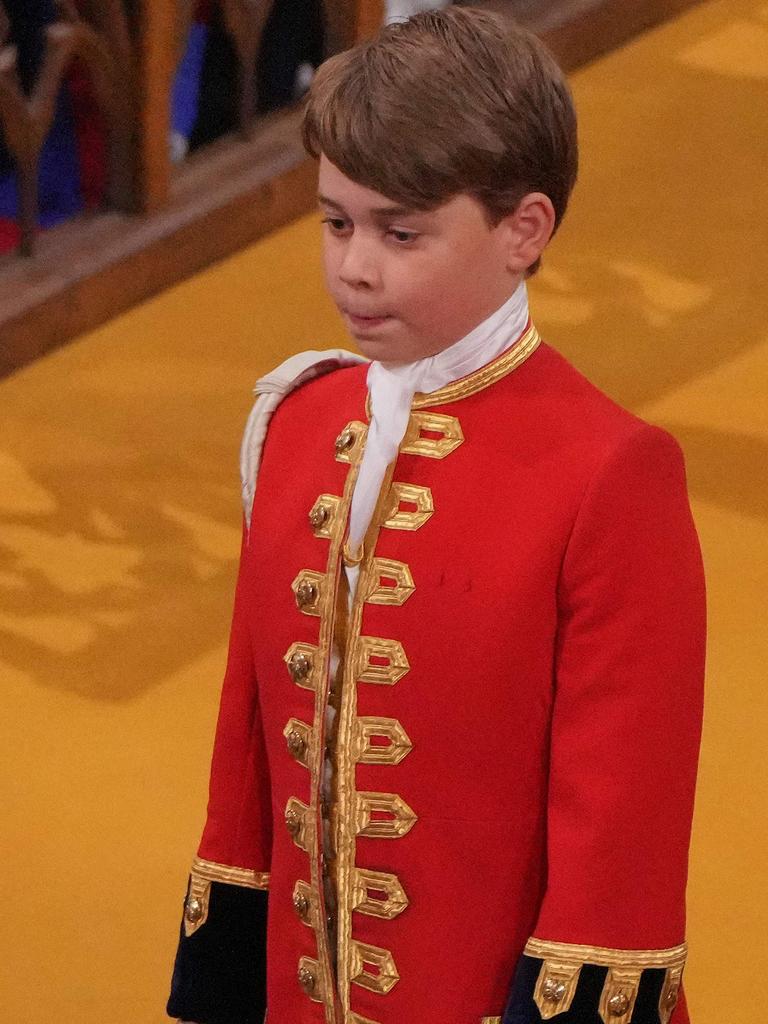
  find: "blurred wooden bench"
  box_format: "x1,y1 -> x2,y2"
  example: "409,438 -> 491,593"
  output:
0,0 -> 702,378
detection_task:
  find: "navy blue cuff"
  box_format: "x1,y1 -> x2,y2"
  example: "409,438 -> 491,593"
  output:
502,954 -> 669,1024
167,878 -> 268,1024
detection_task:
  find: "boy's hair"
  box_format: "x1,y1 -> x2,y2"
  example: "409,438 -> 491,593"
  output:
301,5 -> 578,275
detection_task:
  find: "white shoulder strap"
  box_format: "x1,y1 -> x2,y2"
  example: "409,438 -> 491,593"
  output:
240,348 -> 368,532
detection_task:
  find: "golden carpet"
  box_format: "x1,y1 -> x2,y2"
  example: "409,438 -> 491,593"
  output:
1,0 -> 766,1019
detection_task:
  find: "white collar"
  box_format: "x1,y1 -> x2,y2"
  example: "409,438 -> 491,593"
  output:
346,280 -> 530,561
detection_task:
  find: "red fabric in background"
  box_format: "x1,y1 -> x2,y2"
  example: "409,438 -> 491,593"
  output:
66,58 -> 106,210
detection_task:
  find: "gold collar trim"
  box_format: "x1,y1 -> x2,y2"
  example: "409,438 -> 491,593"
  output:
411,321 -> 541,409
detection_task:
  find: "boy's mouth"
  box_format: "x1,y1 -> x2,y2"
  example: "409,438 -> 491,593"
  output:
345,310 -> 393,328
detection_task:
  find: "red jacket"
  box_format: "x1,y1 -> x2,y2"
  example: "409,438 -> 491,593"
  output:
168,328 -> 705,1024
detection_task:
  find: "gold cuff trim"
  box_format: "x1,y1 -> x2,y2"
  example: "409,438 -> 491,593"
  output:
524,938 -> 688,969
412,322 -> 541,407
525,938 -> 687,1024
184,858 -> 269,937
481,1019 -> 501,1023
190,856 -> 270,889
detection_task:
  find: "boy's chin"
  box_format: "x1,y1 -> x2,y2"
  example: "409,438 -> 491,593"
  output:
352,328 -> 436,365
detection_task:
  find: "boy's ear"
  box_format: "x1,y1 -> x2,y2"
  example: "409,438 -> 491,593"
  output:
503,192 -> 557,274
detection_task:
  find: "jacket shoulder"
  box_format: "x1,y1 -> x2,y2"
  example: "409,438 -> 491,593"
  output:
531,341 -> 681,457
240,349 -> 368,528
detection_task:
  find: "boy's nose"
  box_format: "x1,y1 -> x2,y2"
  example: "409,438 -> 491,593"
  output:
338,236 -> 381,289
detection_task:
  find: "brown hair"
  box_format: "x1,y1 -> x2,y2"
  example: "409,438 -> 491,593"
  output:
301,5 -> 578,275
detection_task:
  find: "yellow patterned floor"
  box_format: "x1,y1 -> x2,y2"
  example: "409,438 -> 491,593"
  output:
1,1 -> 766,1020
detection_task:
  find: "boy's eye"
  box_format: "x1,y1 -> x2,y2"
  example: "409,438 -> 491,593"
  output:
388,228 -> 418,244
321,216 -> 347,231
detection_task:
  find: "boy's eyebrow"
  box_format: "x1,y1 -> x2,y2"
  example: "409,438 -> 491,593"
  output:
317,193 -> 419,218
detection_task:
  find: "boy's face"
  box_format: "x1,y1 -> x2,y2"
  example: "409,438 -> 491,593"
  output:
317,155 -> 530,364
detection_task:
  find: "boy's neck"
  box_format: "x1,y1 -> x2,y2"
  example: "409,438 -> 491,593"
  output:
377,278 -> 530,393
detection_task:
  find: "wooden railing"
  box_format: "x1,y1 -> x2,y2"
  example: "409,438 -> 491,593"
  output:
0,0 -> 382,257
0,0 -> 703,379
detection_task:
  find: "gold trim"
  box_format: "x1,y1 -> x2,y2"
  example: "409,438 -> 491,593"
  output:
354,791 -> 418,838
284,797 -> 312,853
401,411 -> 464,459
383,482 -> 434,531
364,557 -> 415,606
309,494 -> 342,540
334,420 -> 367,464
283,718 -> 313,769
334,457 -> 403,1018
351,868 -> 409,919
304,417 -> 368,1024
354,636 -> 410,685
598,967 -> 642,1024
524,938 -> 688,970
353,717 -> 413,765
183,874 -> 211,937
350,941 -> 400,994
291,569 -> 325,616
190,856 -> 270,889
481,1019 -> 502,1024
659,965 -> 684,1024
526,938 -> 688,1024
292,879 -> 317,928
343,540 -> 365,566
284,641 -> 319,691
412,321 -> 541,407
533,959 -> 583,1018
297,955 -> 325,1003
349,1015 -> 382,1024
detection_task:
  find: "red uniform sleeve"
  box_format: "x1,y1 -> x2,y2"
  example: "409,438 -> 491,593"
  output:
167,516 -> 272,1024
503,424 -> 706,1024
197,515 -> 273,872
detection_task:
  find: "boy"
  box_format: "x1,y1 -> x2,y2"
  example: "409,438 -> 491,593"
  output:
167,8 -> 705,1024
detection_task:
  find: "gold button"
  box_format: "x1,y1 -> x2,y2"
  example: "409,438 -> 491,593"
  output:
608,993 -> 630,1016
285,808 -> 302,836
286,729 -> 306,758
184,896 -> 203,923
298,963 -> 317,996
293,890 -> 310,920
295,578 -> 318,609
542,978 -> 566,1003
335,428 -> 356,454
309,504 -> 330,529
288,650 -> 313,683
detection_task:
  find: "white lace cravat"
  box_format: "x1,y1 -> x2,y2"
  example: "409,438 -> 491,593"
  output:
345,279 -> 531,598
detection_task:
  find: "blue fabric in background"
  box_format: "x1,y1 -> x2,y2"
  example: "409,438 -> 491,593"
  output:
0,87 -> 83,227
171,21 -> 209,141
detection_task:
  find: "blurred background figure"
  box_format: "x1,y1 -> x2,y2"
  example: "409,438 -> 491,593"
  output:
385,0 -> 450,23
